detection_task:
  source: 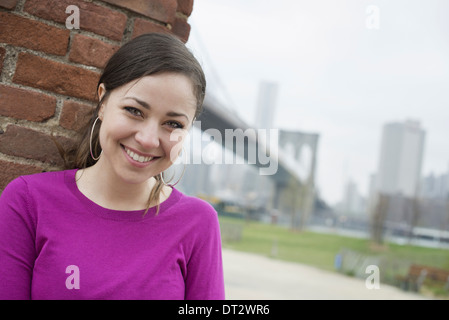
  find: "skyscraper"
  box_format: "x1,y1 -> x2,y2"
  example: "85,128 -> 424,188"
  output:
376,120 -> 426,198
254,81 -> 278,129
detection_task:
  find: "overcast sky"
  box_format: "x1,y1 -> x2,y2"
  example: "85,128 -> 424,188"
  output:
186,0 -> 449,205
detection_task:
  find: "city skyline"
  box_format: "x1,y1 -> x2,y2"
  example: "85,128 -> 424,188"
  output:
187,0 -> 449,205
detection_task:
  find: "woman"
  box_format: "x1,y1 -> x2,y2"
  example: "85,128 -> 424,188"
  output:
0,33 -> 225,300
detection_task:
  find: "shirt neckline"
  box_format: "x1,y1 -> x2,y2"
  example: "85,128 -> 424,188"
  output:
65,169 -> 182,221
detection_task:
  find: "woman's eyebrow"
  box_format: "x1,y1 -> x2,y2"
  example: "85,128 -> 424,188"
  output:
124,96 -> 150,109
124,96 -> 189,121
166,111 -> 189,121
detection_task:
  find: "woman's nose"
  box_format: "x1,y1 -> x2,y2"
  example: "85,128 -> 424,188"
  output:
135,121 -> 160,149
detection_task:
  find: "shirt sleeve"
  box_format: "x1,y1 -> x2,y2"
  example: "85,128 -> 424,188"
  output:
184,203 -> 225,300
0,177 -> 36,300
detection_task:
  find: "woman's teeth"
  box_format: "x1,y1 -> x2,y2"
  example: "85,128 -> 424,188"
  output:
125,148 -> 153,163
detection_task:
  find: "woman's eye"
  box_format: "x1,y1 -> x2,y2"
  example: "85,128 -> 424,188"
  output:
124,107 -> 143,117
165,120 -> 184,129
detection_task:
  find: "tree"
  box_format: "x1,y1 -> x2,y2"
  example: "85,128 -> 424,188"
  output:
370,192 -> 389,245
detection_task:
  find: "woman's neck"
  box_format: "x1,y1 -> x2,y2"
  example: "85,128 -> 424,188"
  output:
75,163 -> 158,211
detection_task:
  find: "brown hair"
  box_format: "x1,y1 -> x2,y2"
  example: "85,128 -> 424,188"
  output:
64,33 -> 206,214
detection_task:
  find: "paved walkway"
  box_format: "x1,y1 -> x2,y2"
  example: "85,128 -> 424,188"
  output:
222,249 -> 433,300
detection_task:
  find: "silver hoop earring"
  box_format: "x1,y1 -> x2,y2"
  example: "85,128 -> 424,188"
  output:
89,117 -> 102,161
160,146 -> 187,187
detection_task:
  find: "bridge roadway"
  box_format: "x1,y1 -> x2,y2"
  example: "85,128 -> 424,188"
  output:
195,93 -> 297,186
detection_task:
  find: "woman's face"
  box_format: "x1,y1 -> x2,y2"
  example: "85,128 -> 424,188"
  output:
96,72 -> 197,185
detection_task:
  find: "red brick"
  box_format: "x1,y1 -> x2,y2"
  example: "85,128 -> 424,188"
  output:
60,99 -> 94,131
24,0 -> 127,41
172,16 -> 190,43
0,0 -> 18,10
69,34 -> 120,69
177,0 -> 193,16
132,18 -> 170,39
0,84 -> 56,121
0,12 -> 69,56
0,125 -> 74,166
13,52 -> 100,102
0,160 -> 43,191
102,0 -> 177,23
0,47 -> 5,72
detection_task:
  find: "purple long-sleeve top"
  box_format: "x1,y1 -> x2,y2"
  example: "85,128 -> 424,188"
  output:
0,169 -> 225,300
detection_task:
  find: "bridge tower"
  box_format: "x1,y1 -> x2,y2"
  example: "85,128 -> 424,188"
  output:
273,129 -> 319,229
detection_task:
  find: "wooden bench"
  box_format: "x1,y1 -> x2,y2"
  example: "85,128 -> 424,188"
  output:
398,264 -> 449,292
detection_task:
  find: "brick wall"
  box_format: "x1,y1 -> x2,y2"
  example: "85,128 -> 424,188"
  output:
0,0 -> 194,191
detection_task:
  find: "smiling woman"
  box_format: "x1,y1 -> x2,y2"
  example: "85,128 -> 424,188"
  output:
87,72 -> 197,211
73,33 -> 206,214
0,33 -> 225,300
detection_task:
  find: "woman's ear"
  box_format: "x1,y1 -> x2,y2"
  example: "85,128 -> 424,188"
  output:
97,84 -> 106,121
98,83 -> 106,101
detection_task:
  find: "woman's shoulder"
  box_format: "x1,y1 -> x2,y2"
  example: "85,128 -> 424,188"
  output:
177,190 -> 216,214
3,169 -> 76,194
172,188 -> 219,220
171,190 -> 222,240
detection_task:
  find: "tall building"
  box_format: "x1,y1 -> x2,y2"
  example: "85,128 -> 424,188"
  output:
376,120 -> 426,198
339,179 -> 366,216
254,81 -> 278,129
